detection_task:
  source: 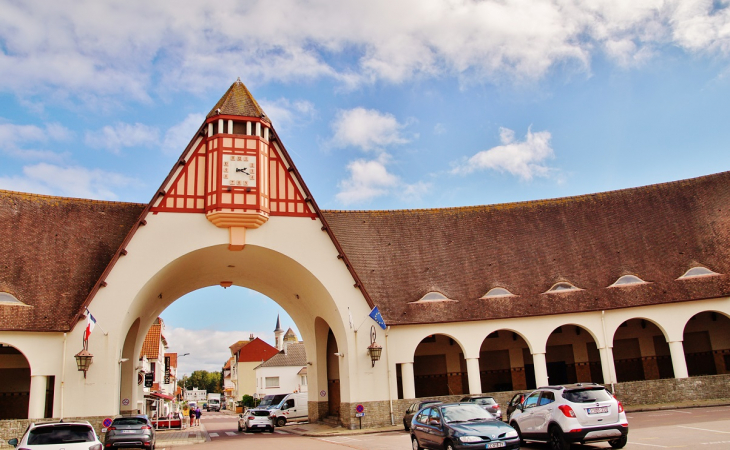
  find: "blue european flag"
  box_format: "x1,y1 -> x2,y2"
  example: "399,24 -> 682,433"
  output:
369,306 -> 387,330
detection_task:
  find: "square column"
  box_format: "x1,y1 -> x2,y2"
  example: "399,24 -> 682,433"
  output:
465,358 -> 482,395
532,352 -> 549,387
28,375 -> 48,419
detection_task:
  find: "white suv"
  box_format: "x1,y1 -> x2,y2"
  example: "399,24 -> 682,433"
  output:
7,421 -> 103,450
509,383 -> 628,450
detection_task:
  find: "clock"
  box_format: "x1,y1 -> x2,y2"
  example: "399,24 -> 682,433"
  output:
222,154 -> 257,187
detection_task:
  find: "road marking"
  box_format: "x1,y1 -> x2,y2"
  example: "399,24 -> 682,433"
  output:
678,425 -> 730,434
208,433 -> 219,437
225,431 -> 237,436
274,430 -> 287,434
668,410 -> 693,414
318,436 -> 362,443
629,442 -> 670,448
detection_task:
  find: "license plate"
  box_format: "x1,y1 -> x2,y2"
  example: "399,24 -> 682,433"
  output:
121,430 -> 136,434
587,407 -> 608,414
487,442 -> 505,449
255,424 -> 265,427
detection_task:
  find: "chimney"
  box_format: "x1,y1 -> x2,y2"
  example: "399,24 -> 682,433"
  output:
249,333 -> 254,341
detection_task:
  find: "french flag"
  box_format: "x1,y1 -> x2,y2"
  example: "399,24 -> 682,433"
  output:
84,308 -> 97,340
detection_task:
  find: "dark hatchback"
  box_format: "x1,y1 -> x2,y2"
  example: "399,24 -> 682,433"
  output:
410,403 -> 520,450
403,400 -> 442,430
105,416 -> 156,449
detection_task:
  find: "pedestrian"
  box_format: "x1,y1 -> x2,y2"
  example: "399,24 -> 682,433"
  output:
195,406 -> 201,426
188,407 -> 195,427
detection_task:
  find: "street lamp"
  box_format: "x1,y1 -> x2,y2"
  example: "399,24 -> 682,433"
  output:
367,326 -> 382,367
75,335 -> 93,378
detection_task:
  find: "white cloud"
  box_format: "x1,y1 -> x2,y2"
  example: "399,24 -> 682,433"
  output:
162,113 -> 205,156
9,1 -> 726,102
0,163 -> 136,200
258,98 -> 316,128
164,327 -> 270,375
453,127 -> 556,181
0,121 -> 72,160
336,154 -> 431,205
330,107 -> 410,152
85,122 -> 160,153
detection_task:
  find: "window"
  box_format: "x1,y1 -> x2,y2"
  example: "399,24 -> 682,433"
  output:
524,392 -> 540,409
610,275 -> 646,287
416,408 -> 431,424
678,267 -> 719,279
0,292 -> 24,305
300,375 -> 307,386
265,377 -> 280,388
429,408 -> 441,424
412,292 -> 450,302
481,287 -> 515,298
539,391 -> 555,406
545,282 -> 580,293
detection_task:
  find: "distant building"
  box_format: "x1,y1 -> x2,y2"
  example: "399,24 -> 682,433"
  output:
184,387 -> 206,403
255,330 -> 307,397
229,333 -> 278,401
139,318 -> 177,415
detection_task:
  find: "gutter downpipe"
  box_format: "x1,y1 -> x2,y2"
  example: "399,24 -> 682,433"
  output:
385,326 -> 394,426
61,332 -> 67,420
601,311 -> 615,394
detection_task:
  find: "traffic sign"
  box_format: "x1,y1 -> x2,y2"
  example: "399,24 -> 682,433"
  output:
103,418 -> 112,428
355,404 -> 364,413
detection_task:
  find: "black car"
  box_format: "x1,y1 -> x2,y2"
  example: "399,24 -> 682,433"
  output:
505,392 -> 528,422
105,415 -> 156,450
403,400 -> 442,430
410,403 -> 520,450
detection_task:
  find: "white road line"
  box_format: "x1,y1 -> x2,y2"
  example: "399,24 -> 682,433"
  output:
225,431 -> 237,436
669,410 -> 693,414
274,430 -> 287,434
208,433 -> 219,437
629,442 -> 670,448
678,425 -> 730,434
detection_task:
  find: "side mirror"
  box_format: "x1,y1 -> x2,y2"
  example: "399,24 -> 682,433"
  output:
429,419 -> 440,426
7,439 -> 18,447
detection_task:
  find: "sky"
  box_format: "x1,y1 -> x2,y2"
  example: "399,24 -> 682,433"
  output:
2,1 -> 730,376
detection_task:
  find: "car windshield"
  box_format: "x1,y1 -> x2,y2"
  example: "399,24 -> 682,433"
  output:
473,398 -> 496,406
442,405 -> 493,423
28,425 -> 95,445
112,418 -> 148,426
259,395 -> 287,408
563,388 -> 613,403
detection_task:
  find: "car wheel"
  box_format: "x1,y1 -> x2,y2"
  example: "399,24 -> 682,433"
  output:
269,427 -> 275,434
403,418 -> 410,431
511,423 -> 526,446
549,426 -> 570,450
276,417 -> 286,427
237,422 -> 242,432
411,435 -> 423,450
608,435 -> 628,449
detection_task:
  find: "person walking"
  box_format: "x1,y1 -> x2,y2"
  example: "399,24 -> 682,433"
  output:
188,407 -> 195,427
195,406 -> 202,426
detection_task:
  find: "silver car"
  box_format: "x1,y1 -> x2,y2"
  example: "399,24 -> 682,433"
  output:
237,408 -> 275,433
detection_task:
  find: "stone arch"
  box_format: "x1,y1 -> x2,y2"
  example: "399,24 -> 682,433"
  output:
478,329 -> 534,392
612,317 -> 674,382
545,324 -> 604,385
113,243 -> 351,421
0,343 -> 31,419
682,310 -> 730,377
410,333 -> 469,398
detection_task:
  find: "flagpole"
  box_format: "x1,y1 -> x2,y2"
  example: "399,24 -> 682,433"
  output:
86,308 -> 109,336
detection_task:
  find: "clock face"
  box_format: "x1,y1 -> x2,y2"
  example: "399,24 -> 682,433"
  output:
222,154 -> 257,187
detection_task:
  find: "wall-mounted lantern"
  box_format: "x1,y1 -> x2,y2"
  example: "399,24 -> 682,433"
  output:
367,326 -> 382,367
74,336 -> 93,378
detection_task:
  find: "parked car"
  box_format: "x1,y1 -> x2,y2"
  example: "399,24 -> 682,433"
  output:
505,392 -> 528,422
509,383 -> 628,450
238,408 -> 275,433
459,395 -> 502,420
410,403 -> 520,450
104,415 -> 156,449
7,421 -> 102,450
402,400 -> 442,431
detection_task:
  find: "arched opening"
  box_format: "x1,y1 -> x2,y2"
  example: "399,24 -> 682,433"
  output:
0,344 -> 31,419
612,318 -> 673,382
683,311 -> 730,376
412,334 -> 468,397
115,244 -> 347,424
545,325 -> 603,385
478,330 -> 534,392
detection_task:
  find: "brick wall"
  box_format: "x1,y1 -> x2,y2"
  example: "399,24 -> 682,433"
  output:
0,416 -> 107,448
612,373 -> 730,405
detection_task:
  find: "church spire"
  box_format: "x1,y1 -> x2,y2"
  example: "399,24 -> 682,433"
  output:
274,314 -> 284,350
207,77 -> 269,122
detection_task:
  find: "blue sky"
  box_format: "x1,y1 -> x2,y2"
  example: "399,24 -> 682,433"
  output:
2,1 -> 730,375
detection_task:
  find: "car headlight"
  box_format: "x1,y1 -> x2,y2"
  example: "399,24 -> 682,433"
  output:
459,436 -> 482,443
505,429 -> 518,439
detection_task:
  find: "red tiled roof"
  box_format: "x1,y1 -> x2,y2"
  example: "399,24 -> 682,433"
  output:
237,337 -> 279,362
140,319 -> 162,359
0,190 -> 145,332
206,78 -> 269,122
322,171 -> 730,325
165,352 -> 178,368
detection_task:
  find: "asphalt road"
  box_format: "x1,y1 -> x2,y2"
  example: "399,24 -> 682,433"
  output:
167,405 -> 730,450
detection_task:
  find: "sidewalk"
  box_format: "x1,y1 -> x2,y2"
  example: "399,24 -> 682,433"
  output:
156,423 -> 210,446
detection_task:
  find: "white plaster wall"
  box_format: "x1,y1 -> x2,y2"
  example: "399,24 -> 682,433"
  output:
254,365 -> 304,397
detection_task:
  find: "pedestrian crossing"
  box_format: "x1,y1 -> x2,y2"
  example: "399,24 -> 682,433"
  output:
207,430 -> 288,438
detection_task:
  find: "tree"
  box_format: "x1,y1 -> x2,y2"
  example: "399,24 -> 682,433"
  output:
177,370 -> 222,393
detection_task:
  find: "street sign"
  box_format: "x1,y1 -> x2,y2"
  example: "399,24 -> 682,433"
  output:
355,404 -> 364,413
144,372 -> 153,388
103,418 -> 112,428
122,398 -> 130,406
319,390 -> 326,397
356,412 -> 365,417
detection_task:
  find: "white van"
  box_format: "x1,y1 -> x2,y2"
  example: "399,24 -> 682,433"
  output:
268,393 -> 308,427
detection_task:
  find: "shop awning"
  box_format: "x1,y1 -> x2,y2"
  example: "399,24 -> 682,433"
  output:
148,392 -> 175,401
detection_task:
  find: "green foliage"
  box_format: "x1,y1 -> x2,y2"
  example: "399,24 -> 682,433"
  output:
240,394 -> 256,407
178,370 -> 222,393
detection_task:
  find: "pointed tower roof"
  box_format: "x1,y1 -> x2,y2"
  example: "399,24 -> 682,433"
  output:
274,314 -> 283,332
207,78 -> 269,122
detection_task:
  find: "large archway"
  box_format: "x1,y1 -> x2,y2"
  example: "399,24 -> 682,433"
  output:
613,318 -> 673,382
0,344 -> 31,419
116,243 -> 351,423
683,311 -> 730,376
411,334 -> 468,397
478,330 -> 534,392
545,325 -> 603,385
